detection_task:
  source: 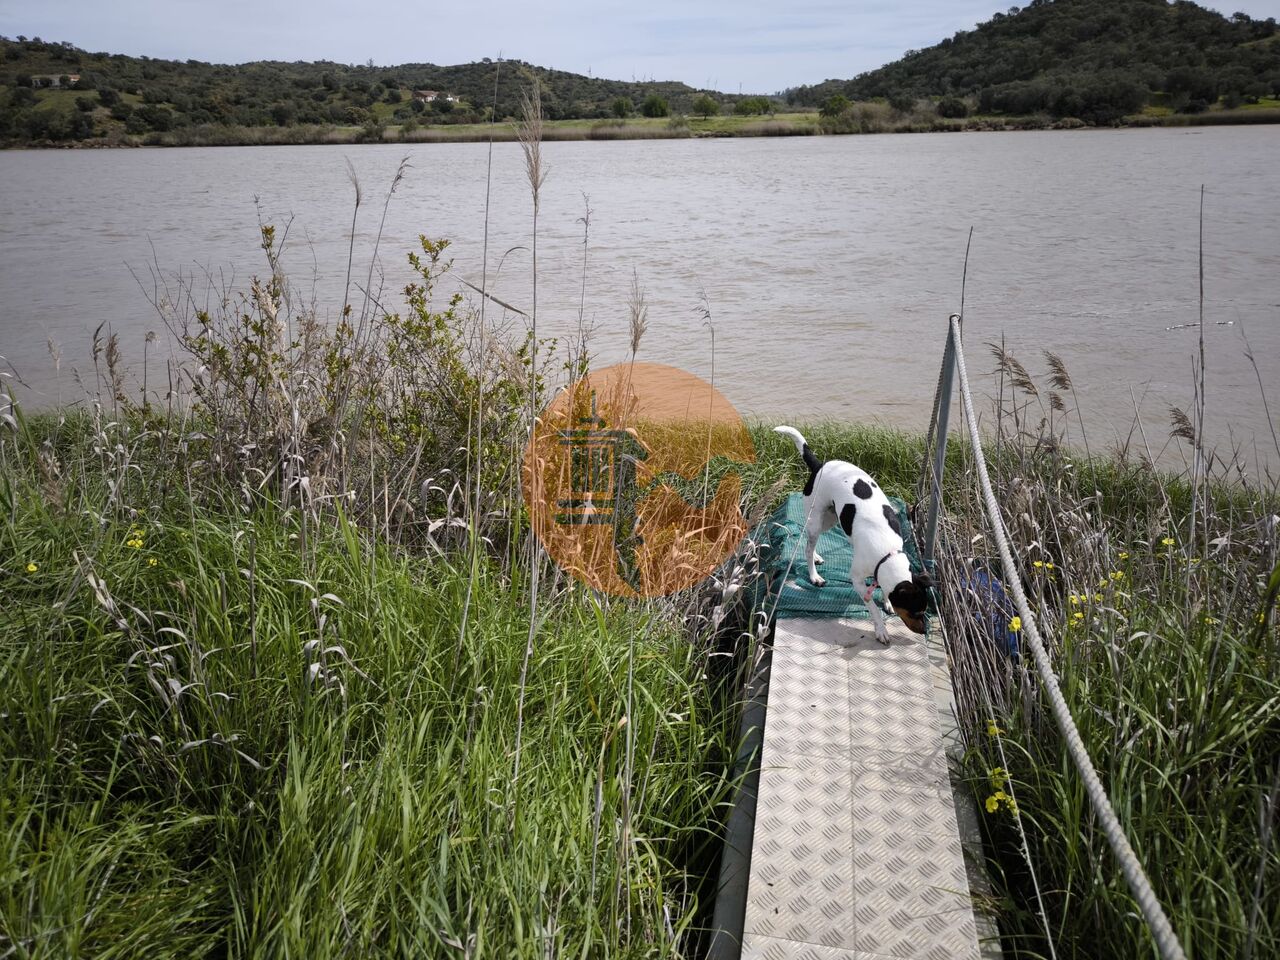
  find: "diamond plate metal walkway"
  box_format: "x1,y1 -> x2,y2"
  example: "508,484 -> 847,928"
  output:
740,616 -> 984,960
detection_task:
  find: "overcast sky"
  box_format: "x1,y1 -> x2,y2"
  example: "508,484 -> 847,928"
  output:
3,0 -> 1279,93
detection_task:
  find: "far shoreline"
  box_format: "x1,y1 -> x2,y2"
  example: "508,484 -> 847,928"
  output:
6,105 -> 1280,150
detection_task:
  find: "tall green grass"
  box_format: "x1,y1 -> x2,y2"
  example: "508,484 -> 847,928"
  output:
930,347 -> 1280,959
0,412 -> 736,957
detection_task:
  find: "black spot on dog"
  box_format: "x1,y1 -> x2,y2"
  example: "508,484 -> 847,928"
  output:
839,503 -> 856,536
882,504 -> 901,535
853,479 -> 873,500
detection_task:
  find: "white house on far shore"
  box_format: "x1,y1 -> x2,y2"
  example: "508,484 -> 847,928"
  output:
412,90 -> 459,103
32,73 -> 80,88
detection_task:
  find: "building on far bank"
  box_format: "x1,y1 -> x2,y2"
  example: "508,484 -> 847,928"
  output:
412,89 -> 459,103
32,74 -> 80,88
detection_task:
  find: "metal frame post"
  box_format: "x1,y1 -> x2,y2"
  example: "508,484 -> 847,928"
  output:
923,314 -> 960,566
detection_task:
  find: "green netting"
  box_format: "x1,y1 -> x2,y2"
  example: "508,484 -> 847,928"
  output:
756,492 -> 924,621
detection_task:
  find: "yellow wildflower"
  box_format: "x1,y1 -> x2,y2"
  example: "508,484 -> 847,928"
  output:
1007,798 -> 1019,816
1161,537 -> 1175,546
1094,593 -> 1104,603
1118,551 -> 1129,560
1204,616 -> 1219,626
1046,562 -> 1055,570
987,721 -> 1004,737
1009,616 -> 1022,632
1073,611 -> 1084,622
989,767 -> 1007,787
26,562 -> 38,573
1033,560 -> 1044,569
1069,594 -> 1080,605
147,557 -> 158,567
1110,570 -> 1125,581
985,795 -> 1000,814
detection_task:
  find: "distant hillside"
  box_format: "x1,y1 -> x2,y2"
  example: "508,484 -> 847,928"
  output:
0,36 -> 737,144
788,0 -> 1280,124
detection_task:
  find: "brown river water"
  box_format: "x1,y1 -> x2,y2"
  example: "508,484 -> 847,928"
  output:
1,127 -> 1277,470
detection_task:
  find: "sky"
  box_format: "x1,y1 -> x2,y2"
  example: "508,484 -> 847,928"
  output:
3,0 -> 1280,93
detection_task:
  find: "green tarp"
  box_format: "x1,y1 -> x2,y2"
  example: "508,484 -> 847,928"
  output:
756,492 -> 925,621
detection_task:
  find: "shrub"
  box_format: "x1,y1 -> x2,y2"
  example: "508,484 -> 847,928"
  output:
692,93 -> 719,118
641,93 -> 668,117
733,96 -> 771,116
135,104 -> 176,131
610,97 -> 631,118
820,94 -> 851,118
937,96 -> 968,118
356,116 -> 386,142
888,92 -> 916,114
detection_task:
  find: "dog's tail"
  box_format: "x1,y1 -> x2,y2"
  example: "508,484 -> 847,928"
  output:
774,425 -> 823,489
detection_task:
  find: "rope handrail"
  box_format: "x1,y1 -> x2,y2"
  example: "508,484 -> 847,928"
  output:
945,314 -> 1188,960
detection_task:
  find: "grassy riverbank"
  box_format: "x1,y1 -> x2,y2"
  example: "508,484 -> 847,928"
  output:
0,404 -> 744,957
3,404 -> 1277,958
10,100 -> 1280,148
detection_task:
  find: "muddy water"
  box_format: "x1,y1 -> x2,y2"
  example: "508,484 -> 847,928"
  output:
1,127 -> 1277,466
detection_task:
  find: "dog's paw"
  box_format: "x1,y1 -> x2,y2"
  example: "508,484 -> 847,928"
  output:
813,552 -> 825,565
874,630 -> 890,646
810,573 -> 827,588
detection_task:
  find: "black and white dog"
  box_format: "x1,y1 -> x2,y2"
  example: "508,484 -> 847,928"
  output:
775,426 -> 933,643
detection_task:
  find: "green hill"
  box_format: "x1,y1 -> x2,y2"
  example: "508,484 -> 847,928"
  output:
0,36 -> 733,144
787,0 -> 1280,124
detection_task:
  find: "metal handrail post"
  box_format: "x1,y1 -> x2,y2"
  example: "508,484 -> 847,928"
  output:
923,314 -> 960,565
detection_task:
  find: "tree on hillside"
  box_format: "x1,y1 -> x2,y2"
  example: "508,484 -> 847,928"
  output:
641,93 -> 669,117
888,92 -> 916,114
692,93 -> 719,118
611,96 -> 632,118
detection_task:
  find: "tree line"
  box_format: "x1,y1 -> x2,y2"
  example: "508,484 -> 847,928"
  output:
788,0 -> 1280,125
0,37 -> 763,144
